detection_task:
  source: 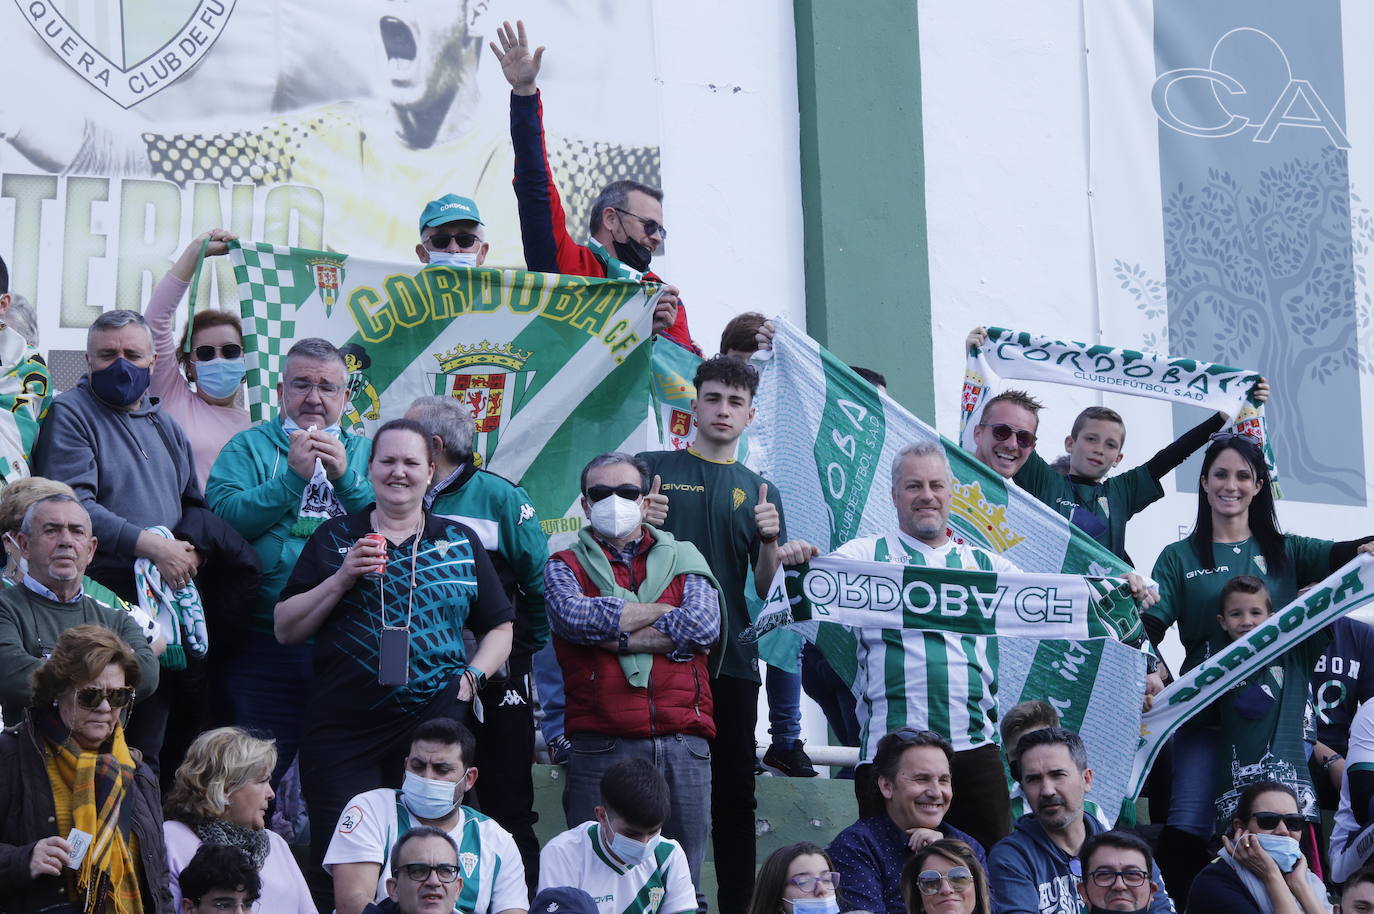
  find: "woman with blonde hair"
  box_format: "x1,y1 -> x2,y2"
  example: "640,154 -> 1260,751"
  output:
0,624 -> 173,913
164,726 -> 315,913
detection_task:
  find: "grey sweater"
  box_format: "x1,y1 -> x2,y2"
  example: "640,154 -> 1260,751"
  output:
32,378 -> 200,561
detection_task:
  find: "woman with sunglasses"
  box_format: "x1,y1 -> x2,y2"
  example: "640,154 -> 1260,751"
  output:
274,418 -> 513,892
163,727 -> 315,913
746,843 -> 843,914
1188,781 -> 1328,914
0,624 -> 174,913
1143,434 -> 1374,894
900,840 -> 989,914
147,229 -> 251,490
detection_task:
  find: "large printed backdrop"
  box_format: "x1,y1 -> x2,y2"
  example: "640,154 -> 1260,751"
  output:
1085,0 -> 1373,509
0,0 -> 662,358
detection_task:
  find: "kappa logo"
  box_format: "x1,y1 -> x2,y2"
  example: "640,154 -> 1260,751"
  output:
20,0 -> 238,109
497,689 -> 526,707
518,503 -> 536,525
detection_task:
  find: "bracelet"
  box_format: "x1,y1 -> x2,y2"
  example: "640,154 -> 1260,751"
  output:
1323,753 -> 1344,770
759,533 -> 779,544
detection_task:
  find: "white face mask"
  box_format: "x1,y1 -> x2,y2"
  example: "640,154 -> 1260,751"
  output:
589,494 -> 642,540
427,251 -> 478,268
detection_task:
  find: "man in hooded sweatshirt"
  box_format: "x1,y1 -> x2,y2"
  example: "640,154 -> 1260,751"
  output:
987,727 -> 1175,914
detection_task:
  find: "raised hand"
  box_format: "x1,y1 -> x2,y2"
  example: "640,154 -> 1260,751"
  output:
755,483 -> 780,543
490,20 -> 545,96
642,475 -> 668,526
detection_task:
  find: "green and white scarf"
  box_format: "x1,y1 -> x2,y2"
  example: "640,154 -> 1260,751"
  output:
959,326 -> 1279,494
133,525 -> 208,669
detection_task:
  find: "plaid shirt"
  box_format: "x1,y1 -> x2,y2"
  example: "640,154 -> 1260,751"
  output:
544,531 -> 720,653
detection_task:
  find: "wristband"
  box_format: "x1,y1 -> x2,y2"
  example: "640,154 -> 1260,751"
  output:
759,532 -> 779,545
618,631 -> 631,655
1323,753 -> 1344,770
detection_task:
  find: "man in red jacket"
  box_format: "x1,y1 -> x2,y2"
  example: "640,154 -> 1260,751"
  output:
490,19 -> 699,354
543,451 -> 720,903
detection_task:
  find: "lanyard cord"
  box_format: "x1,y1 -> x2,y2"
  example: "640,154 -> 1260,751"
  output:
375,511 -> 425,630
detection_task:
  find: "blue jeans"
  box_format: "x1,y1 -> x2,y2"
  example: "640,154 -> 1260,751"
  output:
532,642 -> 566,743
765,664 -> 802,745
564,732 -> 712,903
1169,724 -> 1220,837
219,631 -> 315,789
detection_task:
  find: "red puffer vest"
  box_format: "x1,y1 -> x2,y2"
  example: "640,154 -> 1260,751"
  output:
553,538 -> 715,740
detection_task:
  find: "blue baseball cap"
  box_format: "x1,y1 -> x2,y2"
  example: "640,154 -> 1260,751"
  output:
530,887 -> 599,914
418,194 -> 484,232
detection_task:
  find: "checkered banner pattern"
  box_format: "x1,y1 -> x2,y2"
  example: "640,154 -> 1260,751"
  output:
229,242 -> 304,421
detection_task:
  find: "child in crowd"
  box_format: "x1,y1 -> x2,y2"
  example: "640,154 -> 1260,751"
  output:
1210,576 -> 1327,853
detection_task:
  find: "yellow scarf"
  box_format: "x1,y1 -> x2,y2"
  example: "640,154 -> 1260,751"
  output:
41,714 -> 143,914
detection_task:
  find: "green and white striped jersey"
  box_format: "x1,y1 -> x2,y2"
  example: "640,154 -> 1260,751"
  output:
833,531 -> 1018,758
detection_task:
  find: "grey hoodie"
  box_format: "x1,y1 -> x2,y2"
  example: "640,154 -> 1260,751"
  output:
32,378 -> 200,561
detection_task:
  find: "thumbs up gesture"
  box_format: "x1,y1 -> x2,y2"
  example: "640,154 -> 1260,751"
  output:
642,474 -> 669,527
754,483 -> 780,543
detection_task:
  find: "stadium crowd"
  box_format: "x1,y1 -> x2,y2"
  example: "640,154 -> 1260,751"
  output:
4,17 -> 1374,914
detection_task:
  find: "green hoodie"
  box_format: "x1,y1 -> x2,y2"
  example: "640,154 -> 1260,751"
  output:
206,420 -> 373,632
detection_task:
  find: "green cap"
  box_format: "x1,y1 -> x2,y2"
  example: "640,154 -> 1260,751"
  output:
418,194 -> 483,232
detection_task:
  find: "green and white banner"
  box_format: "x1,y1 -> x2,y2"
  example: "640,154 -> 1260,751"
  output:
744,558 -> 1137,641
0,324 -> 51,484
228,241 -> 660,536
959,326 -> 1279,495
1128,555 -> 1374,798
750,318 -> 1149,823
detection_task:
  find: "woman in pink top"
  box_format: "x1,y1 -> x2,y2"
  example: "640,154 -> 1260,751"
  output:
146,229 -> 251,490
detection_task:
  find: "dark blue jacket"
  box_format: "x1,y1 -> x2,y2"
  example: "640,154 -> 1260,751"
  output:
829,815 -> 987,914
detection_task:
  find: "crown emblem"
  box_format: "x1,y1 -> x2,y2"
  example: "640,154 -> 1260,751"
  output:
655,368 -> 694,403
950,480 -> 1025,553
435,341 -> 533,373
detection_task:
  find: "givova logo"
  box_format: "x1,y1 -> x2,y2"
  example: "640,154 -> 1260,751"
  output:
18,0 -> 236,108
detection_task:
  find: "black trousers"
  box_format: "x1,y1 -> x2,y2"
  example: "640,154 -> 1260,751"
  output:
710,675 -> 760,914
469,664 -> 540,895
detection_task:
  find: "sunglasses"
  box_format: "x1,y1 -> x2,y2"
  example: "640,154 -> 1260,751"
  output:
584,484 -> 646,503
613,207 -> 667,239
786,872 -> 840,893
397,862 -> 461,883
916,867 -> 973,895
979,422 -> 1037,449
75,686 -> 136,710
1209,431 -> 1263,447
1249,811 -> 1307,831
1087,868 -> 1148,888
193,344 -> 243,362
427,232 -> 481,250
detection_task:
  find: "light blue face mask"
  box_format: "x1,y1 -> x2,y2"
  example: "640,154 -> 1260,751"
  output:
604,823 -> 659,867
1255,833 -> 1302,872
787,898 -> 839,914
426,251 -> 478,268
399,770 -> 460,820
194,358 -> 246,399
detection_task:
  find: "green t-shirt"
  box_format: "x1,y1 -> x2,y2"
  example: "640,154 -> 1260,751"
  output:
1146,534 -> 1333,673
638,448 -> 785,683
1014,452 -> 1162,563
1212,632 -> 1327,833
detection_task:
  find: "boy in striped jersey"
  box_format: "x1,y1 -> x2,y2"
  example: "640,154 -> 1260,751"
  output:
829,441 -> 1020,852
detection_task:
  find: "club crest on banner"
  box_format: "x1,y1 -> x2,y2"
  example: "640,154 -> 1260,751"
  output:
18,0 -> 238,109
430,342 -> 535,468
950,480 -> 1025,553
309,256 -> 346,316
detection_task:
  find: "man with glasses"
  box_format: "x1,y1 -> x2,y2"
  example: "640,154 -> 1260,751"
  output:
829,729 -> 986,914
539,759 -> 697,914
1076,832 -> 1161,914
178,843 -> 263,914
969,389 -> 1044,481
416,194 -> 491,269
206,337 -> 374,788
0,494 -> 159,725
362,826 -> 464,914
491,20 -> 698,354
543,451 -> 721,903
987,727 -> 1174,914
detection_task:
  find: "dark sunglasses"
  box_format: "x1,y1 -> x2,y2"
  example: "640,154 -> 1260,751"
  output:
1249,811 -> 1306,831
1208,431 -> 1263,447
980,422 -> 1037,449
584,484 -> 645,503
916,867 -> 973,895
75,686 -> 136,710
1087,868 -> 1148,888
193,344 -> 243,362
397,862 -> 460,883
613,207 -> 667,239
427,232 -> 481,250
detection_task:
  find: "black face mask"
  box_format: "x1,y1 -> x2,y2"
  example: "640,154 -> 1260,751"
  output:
613,236 -> 652,272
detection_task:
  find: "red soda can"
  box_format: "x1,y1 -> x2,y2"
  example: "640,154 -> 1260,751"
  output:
363,533 -> 387,580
